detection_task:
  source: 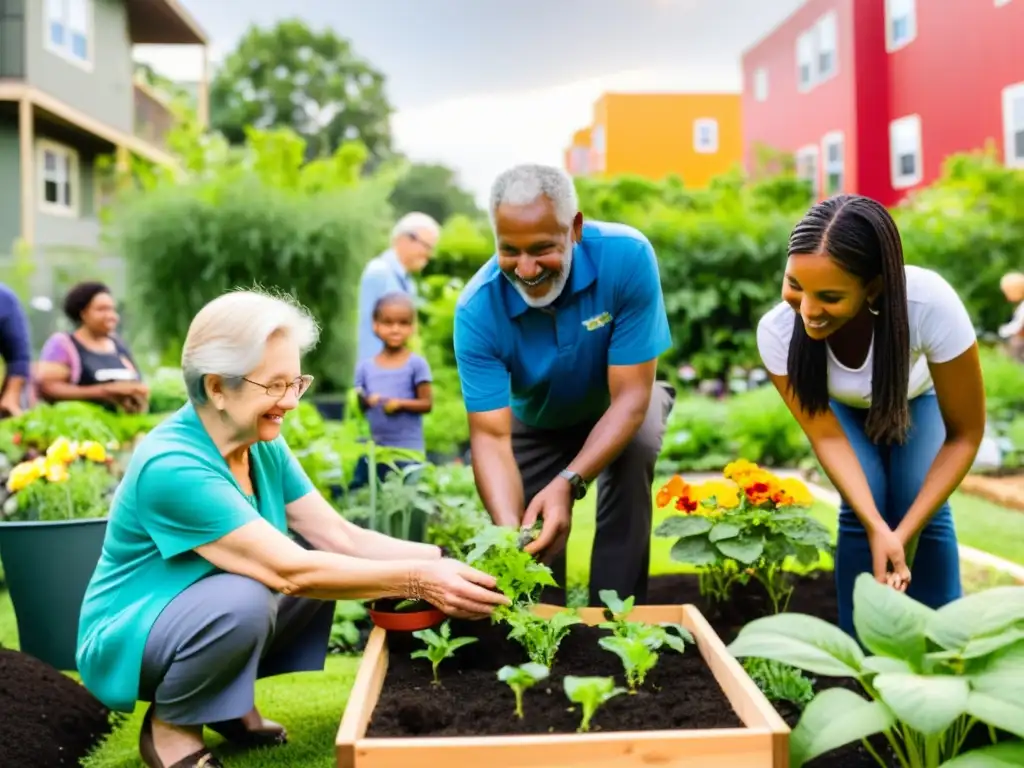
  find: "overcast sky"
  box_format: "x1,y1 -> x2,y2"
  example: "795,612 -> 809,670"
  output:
135,0 -> 805,203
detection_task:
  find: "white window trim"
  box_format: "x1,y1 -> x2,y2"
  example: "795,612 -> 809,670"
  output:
816,12 -> 838,83
796,144 -> 820,197
885,0 -> 917,53
821,131 -> 844,195
796,30 -> 816,93
890,114 -> 923,189
44,0 -> 94,72
693,118 -> 719,154
1003,81 -> 1024,169
37,138 -> 81,217
753,67 -> 769,102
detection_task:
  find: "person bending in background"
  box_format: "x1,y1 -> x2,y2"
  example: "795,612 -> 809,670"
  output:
36,281 -> 150,413
352,292 -> 433,487
756,194 -> 985,638
997,271 -> 1024,361
0,283 -> 32,417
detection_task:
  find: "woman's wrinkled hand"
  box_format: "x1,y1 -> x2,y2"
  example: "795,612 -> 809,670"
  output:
413,559 -> 509,620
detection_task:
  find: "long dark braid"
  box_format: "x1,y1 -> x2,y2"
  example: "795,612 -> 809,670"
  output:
785,194 -> 911,444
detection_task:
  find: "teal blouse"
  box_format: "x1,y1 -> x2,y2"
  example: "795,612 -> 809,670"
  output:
76,404 -> 314,712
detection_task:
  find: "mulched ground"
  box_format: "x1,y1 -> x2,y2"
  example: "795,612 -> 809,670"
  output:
367,617 -> 742,737
0,647 -> 115,765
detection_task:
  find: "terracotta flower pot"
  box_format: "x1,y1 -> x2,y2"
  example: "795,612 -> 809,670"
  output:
367,598 -> 444,632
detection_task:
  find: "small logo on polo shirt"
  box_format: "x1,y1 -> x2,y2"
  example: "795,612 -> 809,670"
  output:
582,311 -> 612,331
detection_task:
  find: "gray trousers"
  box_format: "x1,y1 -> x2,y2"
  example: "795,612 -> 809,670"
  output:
513,381 -> 675,607
139,571 -> 335,726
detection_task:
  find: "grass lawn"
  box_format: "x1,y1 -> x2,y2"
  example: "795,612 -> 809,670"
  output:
0,483 -> 1017,767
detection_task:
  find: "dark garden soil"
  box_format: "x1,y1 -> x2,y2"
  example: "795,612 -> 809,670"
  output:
0,647 -> 115,766
367,618 -> 743,737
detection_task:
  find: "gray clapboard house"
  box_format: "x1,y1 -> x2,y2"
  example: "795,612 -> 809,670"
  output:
0,0 -> 208,255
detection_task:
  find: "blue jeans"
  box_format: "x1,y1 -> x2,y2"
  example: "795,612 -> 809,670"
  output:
831,394 -> 962,637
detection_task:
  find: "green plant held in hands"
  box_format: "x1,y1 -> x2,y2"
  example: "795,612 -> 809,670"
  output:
505,608 -> 582,667
496,662 -> 549,719
563,675 -> 626,733
410,621 -> 478,685
728,574 -> 1024,767
463,525 -> 558,617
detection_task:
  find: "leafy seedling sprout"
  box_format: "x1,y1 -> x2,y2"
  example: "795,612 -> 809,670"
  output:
410,620 -> 477,685
497,662 -> 549,718
563,675 -> 625,732
505,608 -> 582,666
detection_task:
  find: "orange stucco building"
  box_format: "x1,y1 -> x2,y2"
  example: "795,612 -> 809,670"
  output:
565,92 -> 743,188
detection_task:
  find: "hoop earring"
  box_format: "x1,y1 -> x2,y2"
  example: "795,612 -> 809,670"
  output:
868,303 -> 880,316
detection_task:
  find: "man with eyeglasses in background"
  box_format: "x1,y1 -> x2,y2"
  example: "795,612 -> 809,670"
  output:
356,212 -> 440,364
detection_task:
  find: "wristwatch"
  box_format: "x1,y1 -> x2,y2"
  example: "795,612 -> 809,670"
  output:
559,469 -> 588,500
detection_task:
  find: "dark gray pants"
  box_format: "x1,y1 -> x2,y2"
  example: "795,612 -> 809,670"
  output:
513,381 -> 675,607
139,572 -> 335,726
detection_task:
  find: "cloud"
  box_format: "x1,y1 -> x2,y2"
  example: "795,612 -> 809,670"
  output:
391,67 -> 741,205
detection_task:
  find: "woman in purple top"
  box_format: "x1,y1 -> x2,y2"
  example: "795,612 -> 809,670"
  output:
353,292 -> 432,484
36,282 -> 150,413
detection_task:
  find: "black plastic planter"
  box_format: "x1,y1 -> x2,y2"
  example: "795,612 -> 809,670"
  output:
0,517 -> 107,670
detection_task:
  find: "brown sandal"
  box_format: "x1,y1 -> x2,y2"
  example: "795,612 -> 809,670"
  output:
207,716 -> 288,748
139,704 -> 224,768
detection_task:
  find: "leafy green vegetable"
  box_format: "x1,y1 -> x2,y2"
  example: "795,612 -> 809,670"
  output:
563,675 -> 626,732
410,620 -> 477,685
497,662 -> 549,718
728,574 -> 1024,767
505,608 -> 582,667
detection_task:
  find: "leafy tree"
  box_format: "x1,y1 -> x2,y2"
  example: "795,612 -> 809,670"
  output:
388,163 -> 480,223
209,19 -> 394,163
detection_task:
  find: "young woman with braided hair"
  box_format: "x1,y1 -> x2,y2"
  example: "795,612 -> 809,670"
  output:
756,194 -> 985,637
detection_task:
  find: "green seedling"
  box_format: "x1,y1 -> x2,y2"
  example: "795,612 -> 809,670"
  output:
597,589 -> 636,631
598,635 -> 659,692
563,675 -> 626,732
505,607 -> 582,666
497,662 -> 550,718
410,620 -> 477,685
742,657 -> 815,710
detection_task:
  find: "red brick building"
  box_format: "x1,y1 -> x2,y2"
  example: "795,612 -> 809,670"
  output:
741,0 -> 1024,206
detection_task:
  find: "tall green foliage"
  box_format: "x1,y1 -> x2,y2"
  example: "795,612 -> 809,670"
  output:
109,127 -> 393,391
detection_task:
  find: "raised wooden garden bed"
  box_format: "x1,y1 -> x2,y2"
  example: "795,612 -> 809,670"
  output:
336,604 -> 789,768
959,473 -> 1024,512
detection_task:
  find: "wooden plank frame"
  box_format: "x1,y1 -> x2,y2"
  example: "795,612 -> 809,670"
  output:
336,604 -> 789,768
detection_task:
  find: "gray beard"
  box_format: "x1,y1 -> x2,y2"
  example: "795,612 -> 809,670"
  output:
506,241 -> 574,309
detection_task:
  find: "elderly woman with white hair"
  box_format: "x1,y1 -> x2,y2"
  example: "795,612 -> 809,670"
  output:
76,289 -> 506,768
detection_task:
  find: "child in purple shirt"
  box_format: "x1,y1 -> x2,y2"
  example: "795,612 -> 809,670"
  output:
353,293 -> 432,480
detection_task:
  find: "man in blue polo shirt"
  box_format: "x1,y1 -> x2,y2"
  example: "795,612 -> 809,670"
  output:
453,163 -> 674,606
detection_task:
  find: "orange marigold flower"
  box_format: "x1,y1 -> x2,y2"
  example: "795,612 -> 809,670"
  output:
771,477 -> 814,507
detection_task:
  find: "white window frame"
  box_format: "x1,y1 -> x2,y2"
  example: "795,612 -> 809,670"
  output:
37,139 -> 80,216
815,13 -> 838,83
753,67 -> 769,102
796,30 -> 815,92
44,0 -> 93,71
693,118 -> 719,154
1003,82 -> 1024,169
885,0 -> 917,52
821,131 -> 845,196
889,114 -> 923,189
796,145 -> 820,198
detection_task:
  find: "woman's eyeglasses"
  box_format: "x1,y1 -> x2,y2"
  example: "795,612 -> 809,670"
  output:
242,375 -> 314,399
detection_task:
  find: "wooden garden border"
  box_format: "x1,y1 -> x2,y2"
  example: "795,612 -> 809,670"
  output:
336,604 -> 789,768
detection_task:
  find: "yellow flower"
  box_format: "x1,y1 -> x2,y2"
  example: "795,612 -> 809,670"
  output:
46,437 -> 76,464
694,480 -> 742,509
45,459 -> 69,483
723,459 -> 759,482
772,477 -> 814,507
79,440 -> 107,463
6,457 -> 45,492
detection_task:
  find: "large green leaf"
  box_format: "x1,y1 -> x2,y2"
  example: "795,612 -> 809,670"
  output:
928,586 -> 1024,652
708,522 -> 741,542
862,657 -> 914,675
669,535 -> 719,567
939,743 -> 1024,767
716,535 -> 764,564
852,573 -> 936,668
873,673 -> 969,735
655,515 -> 713,538
789,688 -> 896,768
728,614 -> 865,677
966,639 -> 1024,739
